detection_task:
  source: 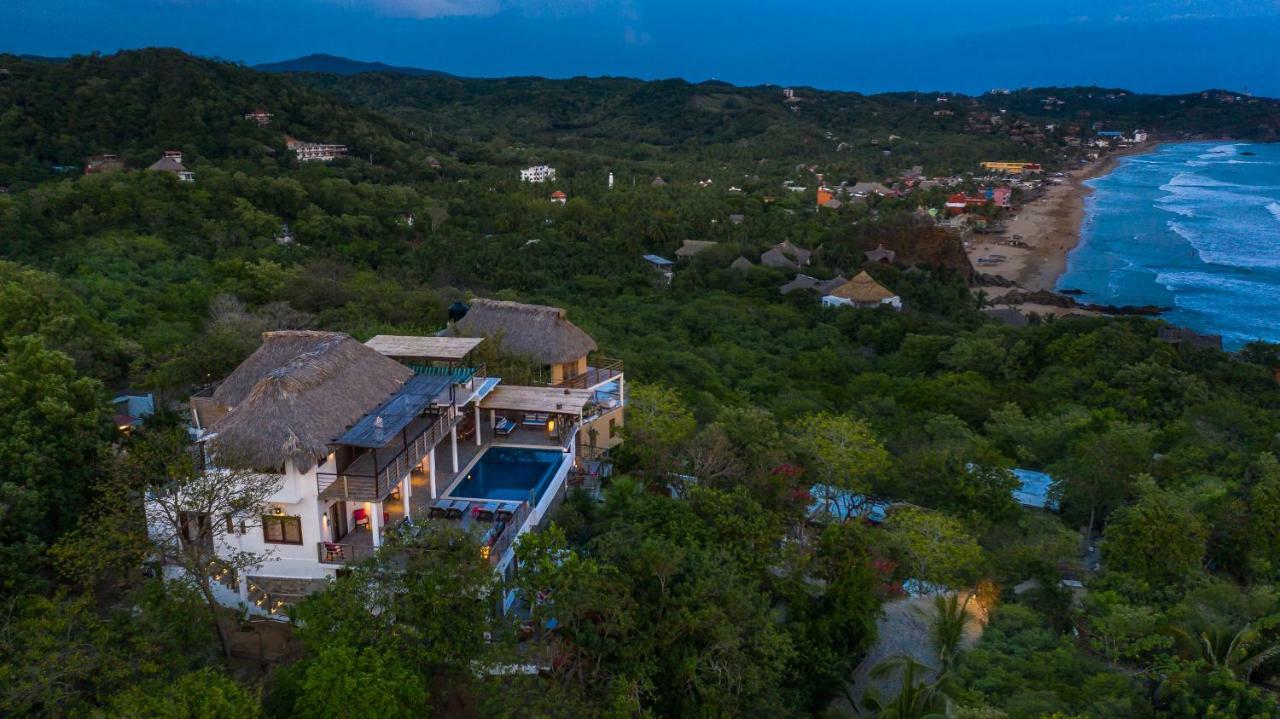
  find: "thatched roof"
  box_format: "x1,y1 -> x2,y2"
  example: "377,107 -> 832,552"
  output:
676,240 -> 719,258
206,331 -> 413,472
451,299 -> 597,365
730,256 -> 754,271
827,271 -> 897,303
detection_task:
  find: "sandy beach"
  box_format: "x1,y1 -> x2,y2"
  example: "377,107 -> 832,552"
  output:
968,144 -> 1158,294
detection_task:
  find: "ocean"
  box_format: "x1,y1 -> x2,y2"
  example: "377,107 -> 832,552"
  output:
1057,142 -> 1280,349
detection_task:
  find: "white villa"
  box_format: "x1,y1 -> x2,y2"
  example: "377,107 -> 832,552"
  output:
156,300 -> 624,617
519,165 -> 556,183
286,136 -> 348,163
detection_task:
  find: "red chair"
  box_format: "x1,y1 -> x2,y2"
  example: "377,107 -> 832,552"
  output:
352,508 -> 370,531
323,543 -> 345,561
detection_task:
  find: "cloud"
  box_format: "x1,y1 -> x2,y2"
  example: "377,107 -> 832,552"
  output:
331,0 -> 501,18
331,0 -> 605,19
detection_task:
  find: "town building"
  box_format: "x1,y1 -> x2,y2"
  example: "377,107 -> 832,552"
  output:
550,190 -> 567,204
520,165 -> 556,183
822,271 -> 902,310
991,186 -> 1013,209
946,193 -> 989,215
113,392 -> 155,430
980,162 -> 1041,175
286,137 -> 347,163
148,150 -> 195,182
158,304 -> 624,618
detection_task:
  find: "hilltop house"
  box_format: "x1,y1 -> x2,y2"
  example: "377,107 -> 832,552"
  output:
520,165 -> 556,183
449,299 -> 625,458
780,274 -> 847,295
550,190 -> 567,204
243,108 -> 273,126
675,240 -> 718,259
85,154 -> 124,175
822,271 -> 901,310
286,137 -> 347,163
148,151 -> 194,182
760,240 -> 813,270
864,245 -> 896,264
157,307 -> 623,617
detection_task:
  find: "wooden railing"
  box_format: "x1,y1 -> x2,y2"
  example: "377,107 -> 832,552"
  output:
551,357 -> 624,390
317,406 -> 459,502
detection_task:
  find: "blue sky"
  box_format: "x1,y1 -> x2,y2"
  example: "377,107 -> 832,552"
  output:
5,1 -> 1280,95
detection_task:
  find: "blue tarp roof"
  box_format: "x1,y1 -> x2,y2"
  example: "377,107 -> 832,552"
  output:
335,373 -> 453,448
1012,468 -> 1058,510
642,254 -> 673,266
808,485 -> 891,523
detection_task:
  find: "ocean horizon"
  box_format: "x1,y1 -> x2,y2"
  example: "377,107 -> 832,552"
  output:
1058,141 -> 1280,349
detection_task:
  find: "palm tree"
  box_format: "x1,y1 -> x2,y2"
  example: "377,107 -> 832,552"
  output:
1169,621 -> 1280,682
861,656 -> 951,719
927,593 -> 973,676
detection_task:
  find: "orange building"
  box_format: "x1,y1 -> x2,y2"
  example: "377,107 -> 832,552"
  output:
816,187 -> 835,207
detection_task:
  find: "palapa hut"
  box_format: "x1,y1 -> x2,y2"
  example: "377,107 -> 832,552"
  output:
450,299 -> 599,385
822,271 -> 902,310
194,331 -> 413,473
675,240 -> 719,259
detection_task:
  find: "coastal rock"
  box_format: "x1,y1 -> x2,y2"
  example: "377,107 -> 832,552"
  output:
995,289 -> 1165,316
975,273 -> 1020,288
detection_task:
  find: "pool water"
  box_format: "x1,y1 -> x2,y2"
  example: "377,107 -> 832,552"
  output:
446,447 -> 566,505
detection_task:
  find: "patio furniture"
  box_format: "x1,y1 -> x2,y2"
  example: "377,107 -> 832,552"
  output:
428,502 -> 448,519
323,542 -> 345,561
495,417 -> 517,436
495,505 -> 515,522
445,500 -> 466,520
473,502 -> 499,521
352,508 -> 370,531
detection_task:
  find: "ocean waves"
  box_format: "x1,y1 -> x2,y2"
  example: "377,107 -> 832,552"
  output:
1059,141 -> 1280,349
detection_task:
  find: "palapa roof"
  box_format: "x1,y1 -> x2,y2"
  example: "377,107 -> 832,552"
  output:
205,331 -> 413,472
365,335 -> 485,362
864,245 -> 897,263
826,271 -> 897,303
781,273 -> 847,295
730,256 -> 754,271
451,299 -> 597,365
675,240 -> 719,258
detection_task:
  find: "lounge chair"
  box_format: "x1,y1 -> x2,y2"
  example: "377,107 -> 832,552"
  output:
445,500 -> 466,520
427,502 -> 448,520
495,504 -> 515,522
495,417 -> 517,436
473,501 -> 499,521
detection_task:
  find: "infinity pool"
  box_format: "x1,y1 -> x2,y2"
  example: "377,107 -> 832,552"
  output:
446,447 -> 566,505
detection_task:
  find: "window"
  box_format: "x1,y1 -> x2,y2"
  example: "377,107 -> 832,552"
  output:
178,511 -> 214,551
262,515 -> 303,545
608,417 -> 617,439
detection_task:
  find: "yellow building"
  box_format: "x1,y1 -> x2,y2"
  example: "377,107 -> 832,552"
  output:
981,161 -> 1040,174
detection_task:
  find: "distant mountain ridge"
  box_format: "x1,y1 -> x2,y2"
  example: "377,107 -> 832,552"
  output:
255,53 -> 451,78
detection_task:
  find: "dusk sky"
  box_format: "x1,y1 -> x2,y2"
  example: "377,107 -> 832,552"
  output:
5,1 -> 1280,96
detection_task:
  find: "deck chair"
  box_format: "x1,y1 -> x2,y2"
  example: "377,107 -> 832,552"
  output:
445,500 -> 466,520
495,504 -> 515,522
427,502 -> 448,520
495,416 -> 517,436
473,501 -> 499,521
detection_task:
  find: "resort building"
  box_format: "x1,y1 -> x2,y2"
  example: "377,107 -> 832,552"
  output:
155,303 -> 623,618
148,151 -> 195,182
286,137 -> 348,163
822,271 -> 902,310
519,165 -> 556,183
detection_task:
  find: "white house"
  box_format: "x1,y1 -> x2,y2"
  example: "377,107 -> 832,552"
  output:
154,304 -> 625,618
286,137 -> 348,162
520,165 -> 556,183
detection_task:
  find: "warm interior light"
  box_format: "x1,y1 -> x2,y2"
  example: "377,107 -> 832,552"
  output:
546,419 -> 556,433
480,545 -> 491,560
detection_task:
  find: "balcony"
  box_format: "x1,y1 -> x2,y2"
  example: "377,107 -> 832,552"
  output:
317,406 -> 459,502
550,356 -> 623,391
317,499 -> 531,567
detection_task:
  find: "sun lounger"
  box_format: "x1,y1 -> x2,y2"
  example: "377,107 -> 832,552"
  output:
495,417 -> 517,436
427,502 -> 447,519
473,501 -> 500,521
445,499 -> 467,520
495,505 -> 515,522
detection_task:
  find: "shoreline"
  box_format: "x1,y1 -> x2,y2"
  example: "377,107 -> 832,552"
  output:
968,143 -> 1160,300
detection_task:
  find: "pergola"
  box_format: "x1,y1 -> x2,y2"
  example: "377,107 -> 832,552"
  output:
364,335 -> 485,363
479,385 -> 595,444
